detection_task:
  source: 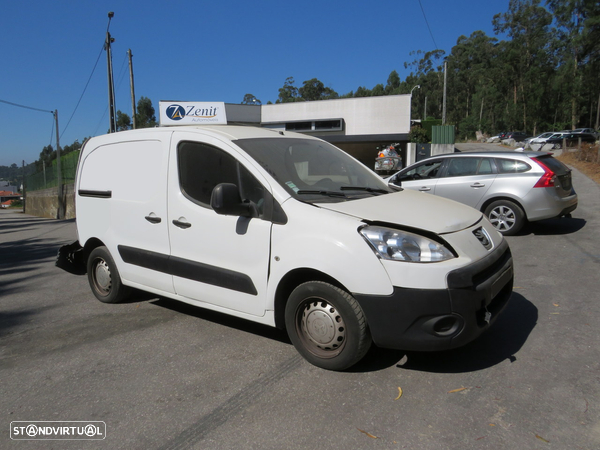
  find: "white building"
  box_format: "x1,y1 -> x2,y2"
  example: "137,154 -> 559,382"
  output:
224,95 -> 412,167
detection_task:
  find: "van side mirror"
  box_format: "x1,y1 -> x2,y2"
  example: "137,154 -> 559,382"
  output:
211,183 -> 257,218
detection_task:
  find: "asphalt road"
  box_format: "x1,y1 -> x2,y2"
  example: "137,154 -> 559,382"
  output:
1,167 -> 599,450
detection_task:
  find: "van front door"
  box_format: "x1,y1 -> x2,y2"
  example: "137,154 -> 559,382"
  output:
167,133 -> 272,317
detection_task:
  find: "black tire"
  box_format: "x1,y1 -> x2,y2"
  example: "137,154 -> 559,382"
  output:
285,281 -> 371,371
484,200 -> 526,236
87,246 -> 131,304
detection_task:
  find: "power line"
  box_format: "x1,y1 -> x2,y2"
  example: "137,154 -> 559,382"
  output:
417,0 -> 439,50
0,99 -> 55,149
0,99 -> 52,114
59,44 -> 105,140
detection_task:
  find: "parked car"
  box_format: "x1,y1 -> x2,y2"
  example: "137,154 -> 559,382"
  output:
387,151 -> 577,235
503,132 -> 531,142
57,125 -> 514,371
525,132 -> 555,145
571,128 -> 599,139
545,132 -> 596,148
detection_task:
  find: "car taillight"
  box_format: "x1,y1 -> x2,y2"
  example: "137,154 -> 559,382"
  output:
532,158 -> 556,188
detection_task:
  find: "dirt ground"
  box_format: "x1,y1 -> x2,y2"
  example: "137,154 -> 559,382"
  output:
557,148 -> 600,185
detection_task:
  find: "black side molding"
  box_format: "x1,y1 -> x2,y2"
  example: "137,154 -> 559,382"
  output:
118,245 -> 258,296
79,190 -> 112,198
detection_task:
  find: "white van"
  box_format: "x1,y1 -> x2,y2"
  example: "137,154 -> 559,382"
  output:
59,125 -> 513,370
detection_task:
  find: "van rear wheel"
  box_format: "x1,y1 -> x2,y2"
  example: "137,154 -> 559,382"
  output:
87,246 -> 131,304
285,281 -> 371,371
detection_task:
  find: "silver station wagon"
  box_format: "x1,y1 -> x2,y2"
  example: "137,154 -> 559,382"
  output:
387,151 -> 578,235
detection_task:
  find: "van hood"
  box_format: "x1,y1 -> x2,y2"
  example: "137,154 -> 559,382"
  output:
317,190 -> 483,234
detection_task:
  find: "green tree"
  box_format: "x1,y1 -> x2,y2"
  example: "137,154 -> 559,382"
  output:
116,110 -> 131,131
298,78 -> 339,101
276,77 -> 299,103
241,94 -> 261,105
493,0 -> 554,134
353,86 -> 371,97
547,0 -> 600,129
408,126 -> 430,143
135,97 -> 157,128
385,70 -> 401,94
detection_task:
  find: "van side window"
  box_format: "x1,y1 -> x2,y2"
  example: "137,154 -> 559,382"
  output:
178,141 -> 265,213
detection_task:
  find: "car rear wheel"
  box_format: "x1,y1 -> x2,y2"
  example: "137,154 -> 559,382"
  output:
484,200 -> 525,236
285,281 -> 371,371
87,246 -> 131,303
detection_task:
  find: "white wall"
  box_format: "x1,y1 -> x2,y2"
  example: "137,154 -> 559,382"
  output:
262,95 -> 411,136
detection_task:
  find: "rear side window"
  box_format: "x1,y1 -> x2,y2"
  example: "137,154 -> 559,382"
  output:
535,155 -> 568,175
445,157 -> 492,177
495,158 -> 531,173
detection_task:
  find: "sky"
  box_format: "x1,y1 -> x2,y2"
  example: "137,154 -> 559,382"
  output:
0,0 -> 512,167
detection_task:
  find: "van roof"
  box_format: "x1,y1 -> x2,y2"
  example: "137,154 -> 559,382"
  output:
86,125 -> 315,144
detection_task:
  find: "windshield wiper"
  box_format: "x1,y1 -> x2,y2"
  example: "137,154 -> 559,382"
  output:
340,186 -> 390,195
297,189 -> 347,198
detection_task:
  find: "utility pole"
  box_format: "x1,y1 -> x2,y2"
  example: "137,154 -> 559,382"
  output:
128,49 -> 137,129
596,93 -> 599,131
54,109 -> 64,219
105,12 -> 117,133
442,61 -> 447,126
22,160 -> 26,212
424,96 -> 427,121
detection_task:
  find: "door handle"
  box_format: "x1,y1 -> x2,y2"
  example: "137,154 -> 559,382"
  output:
145,215 -> 162,224
419,187 -> 431,192
470,182 -> 486,188
172,219 -> 192,229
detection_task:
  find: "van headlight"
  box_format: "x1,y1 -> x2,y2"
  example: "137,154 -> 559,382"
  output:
360,226 -> 455,263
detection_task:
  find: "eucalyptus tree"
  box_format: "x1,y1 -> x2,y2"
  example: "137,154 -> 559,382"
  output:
493,0 -> 554,134
546,0 -> 600,129
445,31 -> 501,135
298,78 -> 339,101
276,77 -> 299,103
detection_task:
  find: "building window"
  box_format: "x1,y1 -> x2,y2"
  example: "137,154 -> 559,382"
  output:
314,120 -> 342,131
285,122 -> 312,131
284,119 -> 343,133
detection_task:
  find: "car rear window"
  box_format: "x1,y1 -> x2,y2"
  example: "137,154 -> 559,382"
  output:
495,158 -> 531,173
534,155 -> 568,175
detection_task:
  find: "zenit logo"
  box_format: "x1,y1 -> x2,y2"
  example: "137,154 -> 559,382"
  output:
166,104 -> 186,121
165,104 -> 220,121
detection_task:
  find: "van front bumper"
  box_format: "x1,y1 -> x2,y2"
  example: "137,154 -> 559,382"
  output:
353,240 -> 513,352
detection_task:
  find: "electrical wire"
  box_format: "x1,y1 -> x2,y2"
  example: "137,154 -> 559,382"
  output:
59,44 -> 105,140
0,99 -> 52,114
417,0 -> 439,50
0,99 -> 55,150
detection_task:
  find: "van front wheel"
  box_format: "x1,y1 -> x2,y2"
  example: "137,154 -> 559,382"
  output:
87,246 -> 131,304
285,282 -> 371,371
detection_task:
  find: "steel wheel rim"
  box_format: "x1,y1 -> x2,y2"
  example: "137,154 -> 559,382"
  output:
489,205 -> 516,232
93,258 -> 112,295
296,297 -> 346,358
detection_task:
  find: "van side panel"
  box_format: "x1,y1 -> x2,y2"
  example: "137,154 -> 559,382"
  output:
77,138 -> 175,294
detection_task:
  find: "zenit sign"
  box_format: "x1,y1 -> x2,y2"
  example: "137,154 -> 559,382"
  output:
159,101 -> 227,126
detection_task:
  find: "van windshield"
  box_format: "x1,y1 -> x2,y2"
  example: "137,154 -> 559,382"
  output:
235,137 -> 392,202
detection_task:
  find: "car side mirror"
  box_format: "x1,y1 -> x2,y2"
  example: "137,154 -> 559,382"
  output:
211,183 -> 257,218
389,175 -> 402,187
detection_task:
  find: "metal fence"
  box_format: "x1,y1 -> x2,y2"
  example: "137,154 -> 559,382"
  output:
26,151 -> 80,192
